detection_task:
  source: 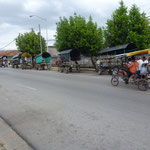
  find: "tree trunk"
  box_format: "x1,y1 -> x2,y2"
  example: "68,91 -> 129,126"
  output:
91,55 -> 98,72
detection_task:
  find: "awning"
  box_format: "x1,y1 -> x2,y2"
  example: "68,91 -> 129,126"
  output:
126,49 -> 150,57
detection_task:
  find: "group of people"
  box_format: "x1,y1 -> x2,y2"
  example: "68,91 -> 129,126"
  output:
0,59 -> 10,68
124,56 -> 150,80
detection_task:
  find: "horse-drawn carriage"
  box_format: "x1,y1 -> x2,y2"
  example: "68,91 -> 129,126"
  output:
97,43 -> 137,75
0,56 -> 8,67
35,52 -> 51,70
57,49 -> 81,73
11,53 -> 22,68
21,52 -> 32,69
111,49 -> 150,91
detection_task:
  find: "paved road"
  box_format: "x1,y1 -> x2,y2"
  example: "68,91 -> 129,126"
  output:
0,68 -> 150,150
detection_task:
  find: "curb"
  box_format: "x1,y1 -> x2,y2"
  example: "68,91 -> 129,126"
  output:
0,117 -> 34,150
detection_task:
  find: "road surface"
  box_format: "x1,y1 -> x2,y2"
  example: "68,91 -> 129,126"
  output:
0,68 -> 150,150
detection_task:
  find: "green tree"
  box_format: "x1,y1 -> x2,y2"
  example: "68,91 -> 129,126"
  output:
104,1 -> 129,47
55,13 -> 103,69
127,4 -> 150,50
16,29 -> 46,57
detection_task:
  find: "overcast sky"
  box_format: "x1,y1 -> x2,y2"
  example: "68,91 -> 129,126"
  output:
0,0 -> 150,50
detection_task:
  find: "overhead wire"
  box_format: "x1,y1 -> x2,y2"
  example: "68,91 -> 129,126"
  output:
0,39 -> 16,50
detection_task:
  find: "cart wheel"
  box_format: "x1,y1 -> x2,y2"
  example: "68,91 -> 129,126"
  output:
58,67 -> 60,72
138,80 -> 149,91
22,64 -> 24,70
60,67 -> 64,73
111,76 -> 119,86
69,67 -> 72,73
76,66 -> 80,73
108,69 -> 112,75
124,78 -> 129,84
36,66 -> 38,70
98,68 -> 102,75
64,67 -> 69,74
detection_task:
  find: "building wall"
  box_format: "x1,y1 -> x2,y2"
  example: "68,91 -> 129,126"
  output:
48,46 -> 59,57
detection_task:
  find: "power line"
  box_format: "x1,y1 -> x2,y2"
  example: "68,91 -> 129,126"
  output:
0,39 -> 16,50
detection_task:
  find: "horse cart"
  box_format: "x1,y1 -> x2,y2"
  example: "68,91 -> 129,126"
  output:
111,49 -> 150,91
97,43 -> 137,75
11,54 -> 22,68
35,52 -> 51,70
57,49 -> 81,73
0,56 -> 8,67
21,52 -> 32,69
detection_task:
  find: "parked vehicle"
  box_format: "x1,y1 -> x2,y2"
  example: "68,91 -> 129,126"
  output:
21,53 -> 32,69
11,54 -> 22,68
97,43 -> 137,75
0,56 -> 8,67
35,52 -> 51,70
111,49 -> 150,91
57,49 -> 81,73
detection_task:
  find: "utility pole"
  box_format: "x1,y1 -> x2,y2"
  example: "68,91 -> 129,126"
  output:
30,15 -> 48,52
39,24 -> 42,54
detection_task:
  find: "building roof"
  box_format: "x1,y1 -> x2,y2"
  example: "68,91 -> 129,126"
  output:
98,43 -> 137,55
0,50 -> 20,57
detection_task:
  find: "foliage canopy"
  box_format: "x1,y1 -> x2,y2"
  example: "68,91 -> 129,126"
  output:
104,1 -> 150,50
16,29 -> 46,57
55,13 -> 103,57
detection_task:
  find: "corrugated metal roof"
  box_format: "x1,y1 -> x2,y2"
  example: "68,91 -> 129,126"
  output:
98,43 -> 137,55
59,49 -> 73,55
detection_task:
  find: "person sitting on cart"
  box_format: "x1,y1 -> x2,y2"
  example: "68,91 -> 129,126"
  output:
121,57 -> 131,77
140,56 -> 148,78
126,56 -> 139,78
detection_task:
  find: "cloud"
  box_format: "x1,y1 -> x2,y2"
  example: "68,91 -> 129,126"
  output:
0,0 -> 150,50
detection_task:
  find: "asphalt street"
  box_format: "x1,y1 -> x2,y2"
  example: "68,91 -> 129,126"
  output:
0,68 -> 150,150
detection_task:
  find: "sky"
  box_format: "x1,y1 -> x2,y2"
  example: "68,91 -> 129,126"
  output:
0,0 -> 150,50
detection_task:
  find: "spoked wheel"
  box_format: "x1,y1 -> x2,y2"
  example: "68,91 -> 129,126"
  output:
138,80 -> 149,91
111,76 -> 119,86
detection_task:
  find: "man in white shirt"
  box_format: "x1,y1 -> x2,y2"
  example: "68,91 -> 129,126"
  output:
141,56 -> 148,74
137,57 -> 143,73
142,56 -> 148,64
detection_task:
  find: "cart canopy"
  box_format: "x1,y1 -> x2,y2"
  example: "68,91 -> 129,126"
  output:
59,49 -> 80,62
0,56 -> 7,59
42,52 -> 51,58
126,49 -> 150,57
98,43 -> 137,55
22,52 -> 31,58
35,52 -> 51,63
12,53 -> 22,60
